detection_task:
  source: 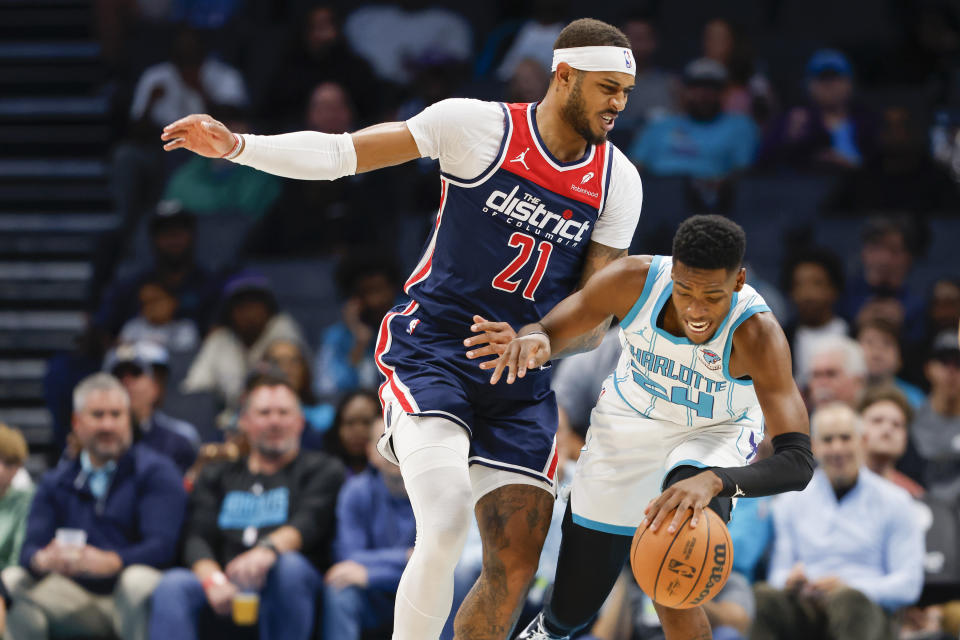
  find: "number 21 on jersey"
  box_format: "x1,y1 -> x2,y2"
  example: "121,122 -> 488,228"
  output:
491,232 -> 553,300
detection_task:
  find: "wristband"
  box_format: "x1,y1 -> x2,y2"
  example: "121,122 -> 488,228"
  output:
202,571 -> 228,591
256,537 -> 279,556
220,133 -> 243,160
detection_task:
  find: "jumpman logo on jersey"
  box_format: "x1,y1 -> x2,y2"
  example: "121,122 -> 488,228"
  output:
511,147 -> 530,171
631,327 -> 648,340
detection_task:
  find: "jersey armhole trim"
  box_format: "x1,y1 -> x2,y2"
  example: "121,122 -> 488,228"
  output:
620,255 -> 663,327
721,305 -> 772,384
439,102 -> 511,187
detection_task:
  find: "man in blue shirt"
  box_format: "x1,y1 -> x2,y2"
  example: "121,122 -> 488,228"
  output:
2,373 -> 187,640
322,416 -> 416,639
752,402 -> 924,640
628,58 -> 757,179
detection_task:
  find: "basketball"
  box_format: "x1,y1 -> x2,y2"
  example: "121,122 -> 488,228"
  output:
630,507 -> 733,609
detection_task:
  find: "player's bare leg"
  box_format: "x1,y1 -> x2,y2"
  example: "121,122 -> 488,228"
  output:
654,602 -> 713,640
454,484 -> 553,639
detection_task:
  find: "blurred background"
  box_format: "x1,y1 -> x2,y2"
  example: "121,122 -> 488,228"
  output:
0,0 -> 959,637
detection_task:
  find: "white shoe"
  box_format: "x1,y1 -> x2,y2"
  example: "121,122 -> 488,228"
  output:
516,613 -> 568,640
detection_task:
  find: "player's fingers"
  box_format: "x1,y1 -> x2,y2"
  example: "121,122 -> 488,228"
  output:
463,334 -> 487,347
668,500 -> 693,533
489,350 -> 509,384
506,350 -> 518,384
466,344 -> 502,360
473,314 -> 487,325
649,493 -> 680,532
163,138 -> 186,151
689,503 -> 704,529
162,115 -> 195,132
473,321 -> 509,335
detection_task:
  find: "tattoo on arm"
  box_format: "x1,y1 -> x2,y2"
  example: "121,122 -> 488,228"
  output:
552,243 -> 625,357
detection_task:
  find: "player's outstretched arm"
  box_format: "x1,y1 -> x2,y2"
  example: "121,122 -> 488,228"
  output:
486,255 -> 650,384
160,114 -> 421,180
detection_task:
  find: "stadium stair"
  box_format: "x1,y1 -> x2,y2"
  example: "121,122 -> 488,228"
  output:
0,0 -> 113,468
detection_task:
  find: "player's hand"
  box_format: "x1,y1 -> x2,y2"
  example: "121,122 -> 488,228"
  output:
160,114 -> 236,157
638,470 -> 723,535
464,315 -> 516,364
488,332 -> 551,384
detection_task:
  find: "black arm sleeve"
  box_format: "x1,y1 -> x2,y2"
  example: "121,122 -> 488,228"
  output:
710,432 -> 815,498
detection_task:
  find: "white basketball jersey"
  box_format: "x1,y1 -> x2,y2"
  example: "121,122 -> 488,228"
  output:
611,256 -> 771,428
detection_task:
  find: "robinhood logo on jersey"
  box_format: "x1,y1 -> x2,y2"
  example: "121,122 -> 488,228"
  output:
484,185 -> 590,246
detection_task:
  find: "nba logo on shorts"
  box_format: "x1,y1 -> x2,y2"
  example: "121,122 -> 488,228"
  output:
701,349 -> 722,371
407,319 -> 420,335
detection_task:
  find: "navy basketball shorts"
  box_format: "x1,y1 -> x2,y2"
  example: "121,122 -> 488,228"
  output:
375,301 -> 560,490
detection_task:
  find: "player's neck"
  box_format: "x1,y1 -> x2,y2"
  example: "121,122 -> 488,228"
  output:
535,95 -> 589,163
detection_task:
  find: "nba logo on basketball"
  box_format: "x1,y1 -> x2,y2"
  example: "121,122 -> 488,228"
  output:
701,349 -> 722,371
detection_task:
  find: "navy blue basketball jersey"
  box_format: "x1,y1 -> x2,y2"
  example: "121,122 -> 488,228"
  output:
402,102 -> 614,333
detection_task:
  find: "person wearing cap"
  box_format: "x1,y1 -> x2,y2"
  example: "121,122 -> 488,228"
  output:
94,199 -> 219,339
182,274 -> 305,412
628,57 -> 758,180
758,48 -> 878,170
163,16 -> 643,639
106,341 -> 200,474
2,373 -> 186,640
911,331 -> 960,503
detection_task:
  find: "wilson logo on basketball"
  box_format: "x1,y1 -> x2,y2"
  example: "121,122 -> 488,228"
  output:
689,544 -> 728,606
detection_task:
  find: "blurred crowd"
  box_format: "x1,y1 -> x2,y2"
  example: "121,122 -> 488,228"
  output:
0,0 -> 958,638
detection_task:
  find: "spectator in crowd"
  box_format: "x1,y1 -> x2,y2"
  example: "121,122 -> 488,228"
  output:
343,2 -> 472,85
858,385 -> 925,499
701,18 -> 775,121
323,415 -> 415,639
258,4 -> 380,126
496,0 -> 566,81
163,108 -> 282,219
629,57 -> 758,179
182,273 -> 305,411
315,254 -> 399,398
3,373 -> 186,640
926,278 -> 960,348
148,374 -> 344,640
505,57 -> 550,103
128,26 -> 248,132
806,335 -> 867,410
551,327 -> 621,435
911,331 -> 960,503
105,341 -> 200,473
95,201 -> 219,338
615,13 -> 676,138
759,48 -> 878,170
856,318 -> 926,406
119,278 -> 200,353
752,403 -> 925,640
781,248 -> 849,383
261,338 -> 334,437
0,425 -> 34,571
248,83 -> 397,256
323,390 -> 380,477
840,216 -> 926,345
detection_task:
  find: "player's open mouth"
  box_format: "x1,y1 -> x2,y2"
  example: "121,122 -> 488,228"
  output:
686,320 -> 710,334
600,114 -> 616,131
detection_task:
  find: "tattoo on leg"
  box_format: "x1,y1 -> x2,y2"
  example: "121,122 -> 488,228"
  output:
454,485 -> 553,640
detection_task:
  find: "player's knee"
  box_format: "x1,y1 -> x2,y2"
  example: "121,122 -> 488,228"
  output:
423,480 -> 473,549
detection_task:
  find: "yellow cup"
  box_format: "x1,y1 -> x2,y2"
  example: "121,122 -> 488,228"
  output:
232,592 -> 260,626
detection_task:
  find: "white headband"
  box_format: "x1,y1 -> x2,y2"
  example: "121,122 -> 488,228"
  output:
551,46 -> 636,76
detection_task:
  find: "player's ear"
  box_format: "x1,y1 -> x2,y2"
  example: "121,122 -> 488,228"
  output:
555,62 -> 574,88
733,267 -> 746,292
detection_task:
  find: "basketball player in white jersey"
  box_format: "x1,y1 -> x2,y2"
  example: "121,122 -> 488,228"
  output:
487,215 -> 814,639
161,17 -> 644,640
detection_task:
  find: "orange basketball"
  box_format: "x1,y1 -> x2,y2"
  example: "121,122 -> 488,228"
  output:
630,507 -> 733,609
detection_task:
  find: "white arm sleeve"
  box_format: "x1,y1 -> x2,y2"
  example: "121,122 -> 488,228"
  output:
591,146 -> 643,249
229,131 -> 357,181
406,98 -> 505,181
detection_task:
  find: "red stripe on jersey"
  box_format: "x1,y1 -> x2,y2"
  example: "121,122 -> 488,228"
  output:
404,180 -> 448,294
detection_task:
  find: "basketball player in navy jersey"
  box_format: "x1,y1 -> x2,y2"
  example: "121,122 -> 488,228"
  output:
161,18 -> 643,640
488,216 -> 814,640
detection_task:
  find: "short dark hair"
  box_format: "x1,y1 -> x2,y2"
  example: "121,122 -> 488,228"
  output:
554,18 -> 630,50
243,370 -> 299,413
672,215 -> 745,272
857,384 -> 913,426
861,215 -> 922,257
781,247 -> 845,293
